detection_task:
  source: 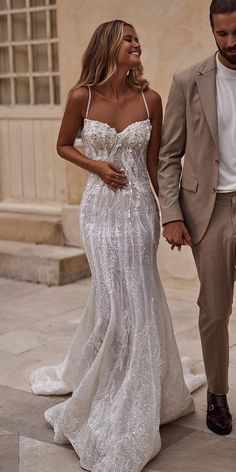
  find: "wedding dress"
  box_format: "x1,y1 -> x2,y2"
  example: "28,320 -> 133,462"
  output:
31,88 -> 205,472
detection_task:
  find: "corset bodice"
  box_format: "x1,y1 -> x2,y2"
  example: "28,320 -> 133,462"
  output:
81,118 -> 152,192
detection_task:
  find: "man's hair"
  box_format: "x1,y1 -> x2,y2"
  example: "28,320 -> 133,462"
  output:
210,0 -> 236,27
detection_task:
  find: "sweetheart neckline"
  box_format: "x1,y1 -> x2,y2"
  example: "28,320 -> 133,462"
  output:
83,118 -> 151,135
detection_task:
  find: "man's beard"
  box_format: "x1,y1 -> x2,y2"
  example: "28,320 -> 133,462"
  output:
217,43 -> 236,65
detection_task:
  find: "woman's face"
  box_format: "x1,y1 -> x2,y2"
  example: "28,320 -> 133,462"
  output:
116,25 -> 141,69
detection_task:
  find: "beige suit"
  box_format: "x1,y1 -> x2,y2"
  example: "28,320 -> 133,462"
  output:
159,54 -> 220,244
159,53 -> 234,394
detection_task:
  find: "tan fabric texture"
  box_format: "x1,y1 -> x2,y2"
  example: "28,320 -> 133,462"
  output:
192,193 -> 236,394
158,53 -> 235,394
158,53 -> 220,244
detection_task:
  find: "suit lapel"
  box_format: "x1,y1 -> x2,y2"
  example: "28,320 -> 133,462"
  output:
196,57 -> 219,150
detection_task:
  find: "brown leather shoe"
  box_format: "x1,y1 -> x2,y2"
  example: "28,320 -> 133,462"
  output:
207,390 -> 232,435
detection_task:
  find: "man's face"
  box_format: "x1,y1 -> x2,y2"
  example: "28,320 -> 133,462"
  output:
212,11 -> 236,67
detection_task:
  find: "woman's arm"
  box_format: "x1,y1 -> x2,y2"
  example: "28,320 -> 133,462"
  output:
145,90 -> 163,197
57,87 -> 94,171
57,87 -> 127,190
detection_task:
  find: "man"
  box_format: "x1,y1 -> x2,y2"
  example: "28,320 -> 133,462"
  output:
158,0 -> 236,435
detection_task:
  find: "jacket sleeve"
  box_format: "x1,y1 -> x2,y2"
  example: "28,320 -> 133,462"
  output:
158,73 -> 186,225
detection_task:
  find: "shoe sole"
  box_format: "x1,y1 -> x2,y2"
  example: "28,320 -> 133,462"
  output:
207,420 -> 232,436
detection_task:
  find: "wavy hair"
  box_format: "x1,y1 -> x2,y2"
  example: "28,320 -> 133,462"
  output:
210,0 -> 236,27
75,20 -> 149,91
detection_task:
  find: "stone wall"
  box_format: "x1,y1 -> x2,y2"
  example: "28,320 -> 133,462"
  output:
54,0 -> 216,206
0,1 -> 216,284
57,0 -> 216,104
57,0 -> 216,283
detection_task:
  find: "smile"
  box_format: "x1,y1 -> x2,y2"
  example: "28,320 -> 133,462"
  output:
129,51 -> 140,56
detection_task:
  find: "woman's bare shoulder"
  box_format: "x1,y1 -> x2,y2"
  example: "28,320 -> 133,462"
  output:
144,88 -> 162,106
68,85 -> 89,100
66,86 -> 89,116
144,89 -> 162,120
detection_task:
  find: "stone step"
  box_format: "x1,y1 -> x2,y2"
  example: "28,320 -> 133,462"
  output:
0,212 -> 65,246
0,240 -> 90,286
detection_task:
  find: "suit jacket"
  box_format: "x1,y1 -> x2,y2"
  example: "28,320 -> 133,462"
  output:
158,53 -> 220,244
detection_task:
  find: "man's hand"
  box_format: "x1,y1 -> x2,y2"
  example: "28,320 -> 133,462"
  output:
163,221 -> 192,250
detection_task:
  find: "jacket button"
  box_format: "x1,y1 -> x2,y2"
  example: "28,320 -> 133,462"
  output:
213,188 -> 216,193
215,159 -> 219,164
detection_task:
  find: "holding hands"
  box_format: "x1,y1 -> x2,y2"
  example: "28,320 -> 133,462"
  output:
163,221 -> 192,251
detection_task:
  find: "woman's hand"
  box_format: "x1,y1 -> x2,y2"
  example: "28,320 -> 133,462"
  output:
93,161 -> 128,191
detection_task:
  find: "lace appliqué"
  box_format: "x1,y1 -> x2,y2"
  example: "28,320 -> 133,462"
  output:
30,119 -> 204,472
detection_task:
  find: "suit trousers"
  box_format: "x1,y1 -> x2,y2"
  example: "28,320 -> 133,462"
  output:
192,192 -> 236,395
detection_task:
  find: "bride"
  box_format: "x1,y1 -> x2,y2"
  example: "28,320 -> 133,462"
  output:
31,19 -> 204,472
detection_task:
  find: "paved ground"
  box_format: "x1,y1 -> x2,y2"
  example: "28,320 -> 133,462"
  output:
0,274 -> 235,472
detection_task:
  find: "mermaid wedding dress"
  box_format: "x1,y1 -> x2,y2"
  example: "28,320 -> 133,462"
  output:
31,89 -> 205,472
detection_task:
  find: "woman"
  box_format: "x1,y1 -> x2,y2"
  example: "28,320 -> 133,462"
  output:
31,20 -> 204,472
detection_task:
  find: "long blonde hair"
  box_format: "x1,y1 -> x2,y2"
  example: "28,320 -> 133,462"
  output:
75,20 -> 149,91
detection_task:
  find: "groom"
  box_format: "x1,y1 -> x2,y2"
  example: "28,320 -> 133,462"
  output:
158,0 -> 236,435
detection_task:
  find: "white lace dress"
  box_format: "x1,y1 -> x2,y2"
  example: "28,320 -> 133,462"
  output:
30,91 -> 204,472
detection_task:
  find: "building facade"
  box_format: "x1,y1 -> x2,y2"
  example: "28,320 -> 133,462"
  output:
0,0 -> 216,284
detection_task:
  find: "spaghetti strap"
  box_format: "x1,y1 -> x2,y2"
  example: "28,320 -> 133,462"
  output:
141,91 -> 150,120
85,86 -> 92,119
